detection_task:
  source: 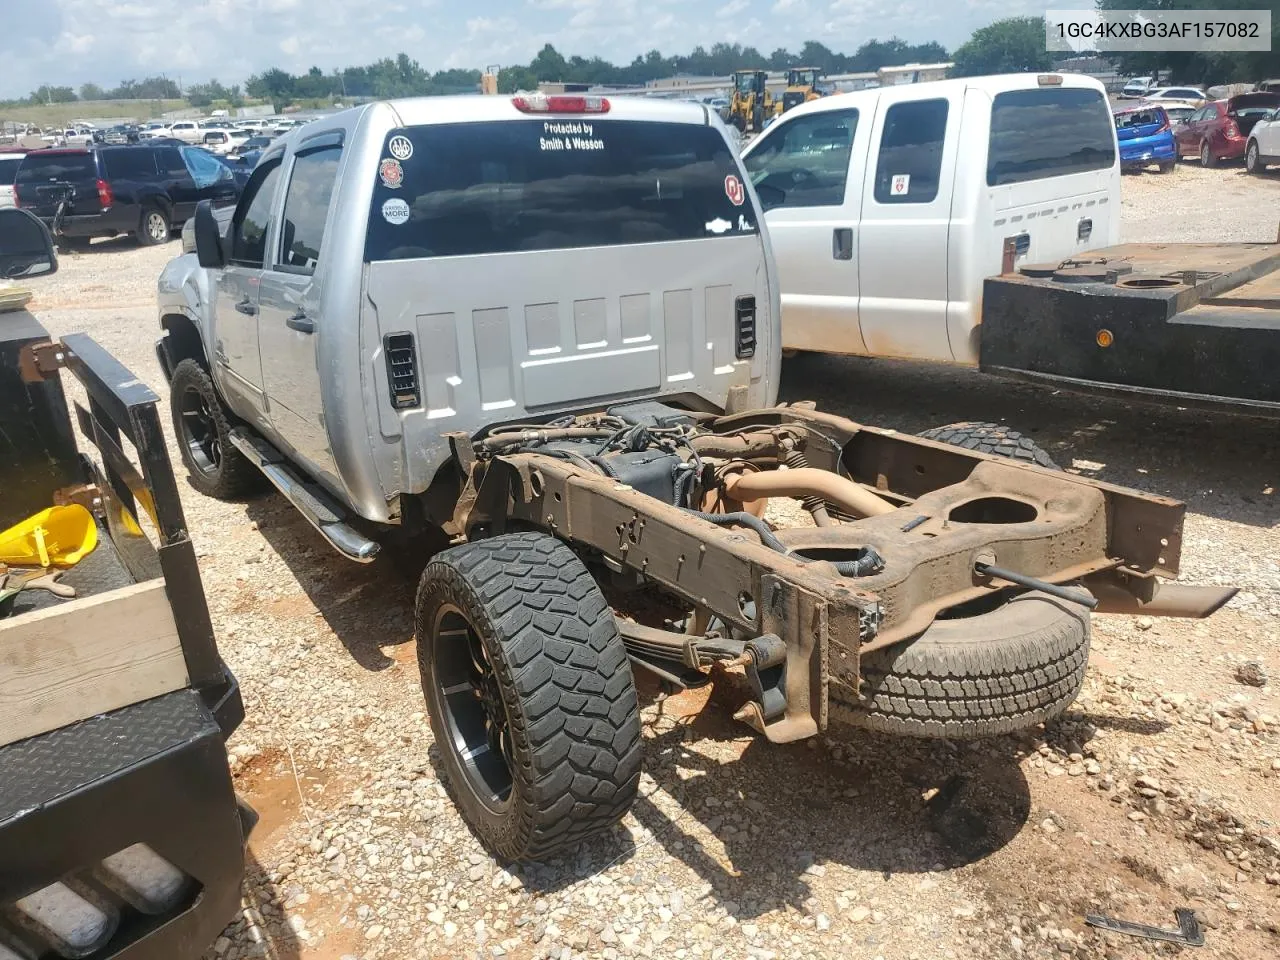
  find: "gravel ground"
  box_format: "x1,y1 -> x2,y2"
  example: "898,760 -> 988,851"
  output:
24,167 -> 1280,960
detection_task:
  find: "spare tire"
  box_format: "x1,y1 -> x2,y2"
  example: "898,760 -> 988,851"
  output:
841,591 -> 1091,739
916,421 -> 1058,470
839,591 -> 1090,742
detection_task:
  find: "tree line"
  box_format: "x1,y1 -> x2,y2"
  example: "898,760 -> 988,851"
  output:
4,37 -> 949,112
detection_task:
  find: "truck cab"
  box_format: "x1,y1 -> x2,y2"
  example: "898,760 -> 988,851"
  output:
157,94 -> 778,548
741,73 -> 1120,363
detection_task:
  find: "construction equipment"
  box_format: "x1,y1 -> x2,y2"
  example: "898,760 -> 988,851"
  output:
781,67 -> 826,113
726,69 -> 775,133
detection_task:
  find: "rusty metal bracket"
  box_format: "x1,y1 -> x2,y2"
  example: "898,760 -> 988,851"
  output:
53,483 -> 102,515
18,340 -> 67,383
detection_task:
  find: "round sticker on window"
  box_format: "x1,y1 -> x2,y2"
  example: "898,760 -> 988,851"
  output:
381,198 -> 410,225
388,135 -> 414,161
379,158 -> 404,189
724,174 -> 745,206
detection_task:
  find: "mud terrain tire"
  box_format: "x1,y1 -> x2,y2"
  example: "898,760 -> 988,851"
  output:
416,532 -> 642,861
917,421 -> 1058,469
169,359 -> 262,499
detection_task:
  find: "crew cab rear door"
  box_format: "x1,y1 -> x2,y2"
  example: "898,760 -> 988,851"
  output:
256,133 -> 344,483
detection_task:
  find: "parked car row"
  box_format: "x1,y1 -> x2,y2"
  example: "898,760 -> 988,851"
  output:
1110,90 -> 1280,172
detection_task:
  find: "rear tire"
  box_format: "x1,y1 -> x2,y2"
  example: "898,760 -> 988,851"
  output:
1246,141 -> 1263,174
169,359 -> 263,500
417,532 -> 642,862
137,206 -> 170,246
840,591 -> 1092,739
1200,141 -> 1217,168
1158,161 -> 1175,174
916,421 -> 1058,470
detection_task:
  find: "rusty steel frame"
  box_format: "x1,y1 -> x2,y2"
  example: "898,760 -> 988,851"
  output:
454,404 -> 1185,744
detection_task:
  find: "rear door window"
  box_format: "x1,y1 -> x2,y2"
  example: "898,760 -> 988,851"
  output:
743,109 -> 858,210
0,158 -> 21,185
987,88 -> 1116,186
365,120 -> 753,261
277,144 -> 342,274
873,99 -> 948,203
101,147 -> 158,180
15,153 -> 96,184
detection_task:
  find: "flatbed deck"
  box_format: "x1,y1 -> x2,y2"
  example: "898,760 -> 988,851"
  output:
980,239 -> 1280,415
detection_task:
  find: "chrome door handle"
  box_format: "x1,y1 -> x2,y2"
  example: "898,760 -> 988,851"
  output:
286,311 -> 315,334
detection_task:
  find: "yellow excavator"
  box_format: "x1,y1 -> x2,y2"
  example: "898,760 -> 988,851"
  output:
725,69 -> 776,133
780,67 -> 826,113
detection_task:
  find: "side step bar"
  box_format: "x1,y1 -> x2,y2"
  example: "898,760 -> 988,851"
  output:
228,429 -> 380,564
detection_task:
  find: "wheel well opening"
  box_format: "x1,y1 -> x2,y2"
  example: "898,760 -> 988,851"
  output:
160,314 -> 208,372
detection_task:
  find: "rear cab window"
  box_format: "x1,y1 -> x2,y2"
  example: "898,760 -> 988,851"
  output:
364,119 -> 753,261
0,158 -> 21,185
15,153 -> 97,184
987,88 -> 1116,186
742,109 -> 859,210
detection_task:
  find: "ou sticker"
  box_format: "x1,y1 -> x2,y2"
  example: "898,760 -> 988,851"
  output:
388,135 -> 414,160
382,198 -> 410,225
379,158 -> 404,189
890,173 -> 911,196
724,174 -> 745,206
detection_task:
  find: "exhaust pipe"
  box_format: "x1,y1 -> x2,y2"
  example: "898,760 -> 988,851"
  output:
1090,582 -> 1238,619
723,467 -> 896,519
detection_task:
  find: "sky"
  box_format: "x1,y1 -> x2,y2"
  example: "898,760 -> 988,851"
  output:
1,0 -> 1051,100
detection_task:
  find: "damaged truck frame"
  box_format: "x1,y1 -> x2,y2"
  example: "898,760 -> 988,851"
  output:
156,94 -> 1236,863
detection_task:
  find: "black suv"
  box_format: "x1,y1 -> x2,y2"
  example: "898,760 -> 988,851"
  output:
14,143 -> 241,247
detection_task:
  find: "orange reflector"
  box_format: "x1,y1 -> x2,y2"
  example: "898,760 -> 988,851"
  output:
1096,329 -> 1114,347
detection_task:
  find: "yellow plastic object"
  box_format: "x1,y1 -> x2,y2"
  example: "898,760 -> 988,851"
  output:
0,505 -> 98,569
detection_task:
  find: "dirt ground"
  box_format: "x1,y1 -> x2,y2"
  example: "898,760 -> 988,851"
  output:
25,163 -> 1280,960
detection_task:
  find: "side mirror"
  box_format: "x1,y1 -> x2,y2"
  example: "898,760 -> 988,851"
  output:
0,208 -> 58,279
194,200 -> 225,269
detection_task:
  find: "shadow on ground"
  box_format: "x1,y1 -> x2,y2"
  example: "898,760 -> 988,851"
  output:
201,850 -> 302,960
779,352 -> 1280,527
242,495 -> 420,672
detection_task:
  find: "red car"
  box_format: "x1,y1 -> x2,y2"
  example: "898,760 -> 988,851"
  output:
1175,93 -> 1280,166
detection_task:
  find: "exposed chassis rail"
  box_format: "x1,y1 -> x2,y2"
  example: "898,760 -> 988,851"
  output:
456,404 -> 1194,744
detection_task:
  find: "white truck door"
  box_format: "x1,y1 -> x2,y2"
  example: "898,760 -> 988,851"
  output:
211,158 -> 282,417
256,137 -> 343,484
743,105 -> 870,354
856,89 -> 961,362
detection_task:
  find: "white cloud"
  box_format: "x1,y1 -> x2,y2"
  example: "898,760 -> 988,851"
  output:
717,0 -> 750,16
279,37 -> 300,56
773,0 -> 804,11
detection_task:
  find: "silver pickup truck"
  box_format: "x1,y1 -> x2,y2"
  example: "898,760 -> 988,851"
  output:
156,94 -> 1232,864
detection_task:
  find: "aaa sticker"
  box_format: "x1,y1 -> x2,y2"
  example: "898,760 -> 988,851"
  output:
724,174 -> 745,206
379,158 -> 404,189
382,198 -> 410,225
388,135 -> 414,160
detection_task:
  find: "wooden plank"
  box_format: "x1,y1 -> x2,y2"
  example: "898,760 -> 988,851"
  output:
0,579 -> 188,748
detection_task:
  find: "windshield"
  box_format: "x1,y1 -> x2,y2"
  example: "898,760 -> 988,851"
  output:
735,74 -> 757,93
365,119 -> 754,262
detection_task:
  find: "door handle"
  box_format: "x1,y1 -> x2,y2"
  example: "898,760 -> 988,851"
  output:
234,298 -> 257,316
286,311 -> 315,334
832,227 -> 853,261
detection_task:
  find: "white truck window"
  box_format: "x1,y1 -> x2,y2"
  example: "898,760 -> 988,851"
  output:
364,121 -> 753,261
873,99 -> 948,205
230,161 -> 282,267
742,109 -> 859,211
986,88 -> 1115,186
279,145 -> 342,274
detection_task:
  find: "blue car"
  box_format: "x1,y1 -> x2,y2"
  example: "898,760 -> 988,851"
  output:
1113,102 -> 1176,173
